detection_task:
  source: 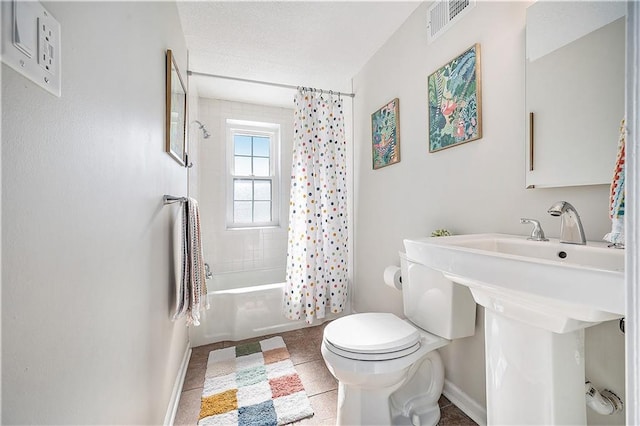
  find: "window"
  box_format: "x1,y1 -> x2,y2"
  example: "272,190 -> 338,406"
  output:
226,120 -> 280,228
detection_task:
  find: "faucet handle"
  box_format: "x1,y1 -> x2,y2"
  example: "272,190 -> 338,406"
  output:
520,218 -> 549,241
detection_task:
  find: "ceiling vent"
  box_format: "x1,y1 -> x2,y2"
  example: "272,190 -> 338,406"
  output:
427,0 -> 476,44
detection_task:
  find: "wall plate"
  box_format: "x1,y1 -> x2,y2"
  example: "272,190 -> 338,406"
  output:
1,0 -> 61,97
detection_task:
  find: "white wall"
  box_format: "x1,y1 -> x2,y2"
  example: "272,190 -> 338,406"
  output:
1,2 -> 190,424
352,2 -> 625,424
197,99 -> 294,275
188,81 -> 201,201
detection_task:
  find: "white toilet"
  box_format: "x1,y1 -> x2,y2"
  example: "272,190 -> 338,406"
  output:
321,253 -> 477,425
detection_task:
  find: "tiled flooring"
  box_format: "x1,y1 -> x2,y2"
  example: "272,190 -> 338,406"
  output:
174,322 -> 477,425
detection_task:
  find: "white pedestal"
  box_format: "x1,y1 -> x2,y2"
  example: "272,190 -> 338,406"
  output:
484,310 -> 587,425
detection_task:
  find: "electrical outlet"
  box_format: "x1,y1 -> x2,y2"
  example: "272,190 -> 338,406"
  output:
38,16 -> 56,74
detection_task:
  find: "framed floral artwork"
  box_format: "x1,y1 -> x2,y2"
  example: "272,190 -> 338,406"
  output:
428,44 -> 482,152
371,98 -> 400,169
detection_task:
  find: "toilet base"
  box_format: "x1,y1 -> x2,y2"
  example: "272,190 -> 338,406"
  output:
334,381 -> 442,426
391,405 -> 440,426
336,381 -> 404,426
331,350 -> 445,426
390,351 -> 444,426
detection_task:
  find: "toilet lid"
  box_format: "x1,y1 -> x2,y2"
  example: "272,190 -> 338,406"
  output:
323,313 -> 420,355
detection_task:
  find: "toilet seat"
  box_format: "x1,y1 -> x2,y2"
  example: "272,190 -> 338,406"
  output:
323,339 -> 421,361
323,313 -> 422,361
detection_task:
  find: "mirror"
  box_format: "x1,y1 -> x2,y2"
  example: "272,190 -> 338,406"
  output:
166,49 -> 187,166
525,2 -> 626,188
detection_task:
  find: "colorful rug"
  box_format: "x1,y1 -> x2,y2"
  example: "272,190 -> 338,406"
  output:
198,336 -> 314,425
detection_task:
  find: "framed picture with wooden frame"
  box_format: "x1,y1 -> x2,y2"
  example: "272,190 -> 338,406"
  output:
428,44 -> 482,152
371,98 -> 400,169
166,49 -> 187,166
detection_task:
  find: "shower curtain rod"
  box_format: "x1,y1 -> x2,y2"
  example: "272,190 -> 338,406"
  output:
187,70 -> 355,98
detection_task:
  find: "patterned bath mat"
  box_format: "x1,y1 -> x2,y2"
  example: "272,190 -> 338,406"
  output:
198,336 -> 314,425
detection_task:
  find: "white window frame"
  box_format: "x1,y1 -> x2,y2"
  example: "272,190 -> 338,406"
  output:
226,119 -> 281,229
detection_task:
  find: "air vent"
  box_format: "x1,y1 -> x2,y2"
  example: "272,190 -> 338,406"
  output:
427,0 -> 476,43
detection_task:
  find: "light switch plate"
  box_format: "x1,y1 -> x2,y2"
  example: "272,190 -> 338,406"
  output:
1,0 -> 61,96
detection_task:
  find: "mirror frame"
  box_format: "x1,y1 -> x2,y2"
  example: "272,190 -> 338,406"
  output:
165,49 -> 187,166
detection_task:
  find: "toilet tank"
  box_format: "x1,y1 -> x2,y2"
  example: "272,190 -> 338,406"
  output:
400,252 -> 476,339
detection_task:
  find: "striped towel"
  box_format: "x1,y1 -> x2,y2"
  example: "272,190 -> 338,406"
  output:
604,119 -> 626,246
174,197 -> 209,325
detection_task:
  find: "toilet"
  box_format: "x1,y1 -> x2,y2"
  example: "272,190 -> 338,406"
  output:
321,253 -> 477,425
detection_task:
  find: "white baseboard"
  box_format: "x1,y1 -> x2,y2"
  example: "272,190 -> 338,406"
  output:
443,379 -> 487,426
164,345 -> 192,426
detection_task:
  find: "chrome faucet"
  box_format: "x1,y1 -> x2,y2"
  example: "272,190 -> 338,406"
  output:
547,201 -> 586,245
520,218 -> 548,241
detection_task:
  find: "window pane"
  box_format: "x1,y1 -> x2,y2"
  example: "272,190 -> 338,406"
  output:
234,156 -> 251,175
228,124 -> 279,228
253,137 -> 270,157
234,135 -> 252,156
234,179 -> 252,200
253,157 -> 270,176
234,201 -> 252,223
254,201 -> 272,222
254,180 -> 272,201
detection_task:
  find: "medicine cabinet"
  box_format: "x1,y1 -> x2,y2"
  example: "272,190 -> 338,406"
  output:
525,2 -> 626,188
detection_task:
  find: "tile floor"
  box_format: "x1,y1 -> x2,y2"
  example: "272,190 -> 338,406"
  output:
174,322 -> 477,425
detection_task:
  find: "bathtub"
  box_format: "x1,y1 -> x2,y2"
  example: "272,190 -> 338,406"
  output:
188,268 -> 340,346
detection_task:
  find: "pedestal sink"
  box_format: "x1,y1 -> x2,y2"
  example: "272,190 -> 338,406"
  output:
403,234 -> 624,425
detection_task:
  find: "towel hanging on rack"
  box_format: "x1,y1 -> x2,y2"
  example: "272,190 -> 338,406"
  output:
172,197 -> 209,325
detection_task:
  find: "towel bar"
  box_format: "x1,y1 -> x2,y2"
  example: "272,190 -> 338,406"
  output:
163,195 -> 188,205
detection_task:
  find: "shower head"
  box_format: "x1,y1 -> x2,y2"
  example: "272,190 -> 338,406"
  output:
192,120 -> 211,139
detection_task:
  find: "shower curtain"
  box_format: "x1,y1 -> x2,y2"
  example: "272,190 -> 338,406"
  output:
284,89 -> 348,324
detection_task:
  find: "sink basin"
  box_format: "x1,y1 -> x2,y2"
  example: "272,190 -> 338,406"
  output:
404,233 -> 626,424
403,233 -> 624,333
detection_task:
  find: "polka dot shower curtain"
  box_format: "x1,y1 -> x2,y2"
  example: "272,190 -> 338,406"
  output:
284,89 -> 348,324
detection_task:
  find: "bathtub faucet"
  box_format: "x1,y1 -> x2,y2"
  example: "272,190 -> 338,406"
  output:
205,263 -> 213,280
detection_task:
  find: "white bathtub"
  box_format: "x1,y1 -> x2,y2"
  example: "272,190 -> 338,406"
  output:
188,268 -> 338,346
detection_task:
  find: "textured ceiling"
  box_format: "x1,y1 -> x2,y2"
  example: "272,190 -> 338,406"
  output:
177,1 -> 421,107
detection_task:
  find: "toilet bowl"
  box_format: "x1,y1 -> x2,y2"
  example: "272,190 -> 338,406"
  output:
322,313 -> 449,425
321,253 -> 477,425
